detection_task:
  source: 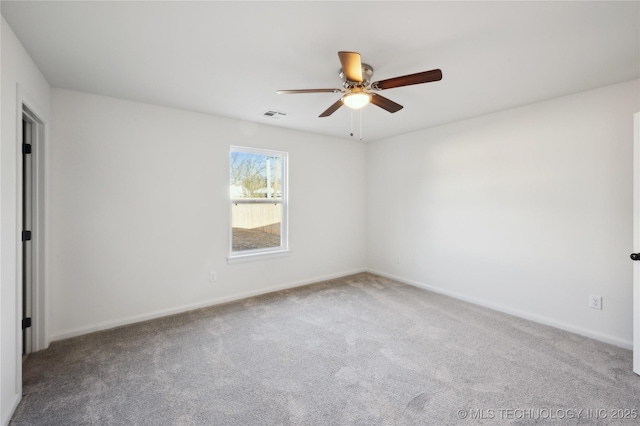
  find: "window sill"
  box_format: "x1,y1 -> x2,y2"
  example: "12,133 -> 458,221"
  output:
227,249 -> 291,264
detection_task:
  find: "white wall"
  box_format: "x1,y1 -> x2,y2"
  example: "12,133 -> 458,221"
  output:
49,88 -> 366,340
0,17 -> 51,426
367,79 -> 640,348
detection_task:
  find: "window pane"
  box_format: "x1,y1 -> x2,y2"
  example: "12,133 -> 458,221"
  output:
229,146 -> 288,257
230,152 -> 283,200
232,203 -> 282,251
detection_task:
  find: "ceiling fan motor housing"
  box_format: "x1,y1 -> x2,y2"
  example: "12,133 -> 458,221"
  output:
340,64 -> 373,88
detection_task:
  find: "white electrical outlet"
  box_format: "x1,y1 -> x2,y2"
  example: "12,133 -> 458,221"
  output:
589,295 -> 602,310
209,272 -> 217,282
395,256 -> 401,264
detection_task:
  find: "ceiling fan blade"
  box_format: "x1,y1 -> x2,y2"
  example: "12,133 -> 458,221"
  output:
370,93 -> 403,113
338,51 -> 363,82
372,69 -> 442,90
319,99 -> 344,117
277,89 -> 341,94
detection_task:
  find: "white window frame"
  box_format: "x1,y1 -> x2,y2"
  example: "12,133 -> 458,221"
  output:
228,146 -> 289,264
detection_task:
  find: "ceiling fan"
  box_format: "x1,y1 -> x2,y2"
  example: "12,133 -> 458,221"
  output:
277,51 -> 442,117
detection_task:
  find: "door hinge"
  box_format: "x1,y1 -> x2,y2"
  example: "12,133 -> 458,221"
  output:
22,317 -> 32,330
23,143 -> 32,154
22,230 -> 32,241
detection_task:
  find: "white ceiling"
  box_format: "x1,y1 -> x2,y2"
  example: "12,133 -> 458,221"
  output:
2,1 -> 639,141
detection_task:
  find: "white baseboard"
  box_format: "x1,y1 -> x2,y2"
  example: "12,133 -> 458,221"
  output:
50,268 -> 367,342
367,268 -> 633,350
2,394 -> 21,426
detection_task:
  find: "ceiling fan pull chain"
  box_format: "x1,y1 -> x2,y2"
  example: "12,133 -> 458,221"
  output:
350,109 -> 354,137
359,109 -> 363,141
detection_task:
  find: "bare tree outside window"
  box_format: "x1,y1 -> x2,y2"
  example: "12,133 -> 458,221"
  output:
230,148 -> 287,254
230,153 -> 266,198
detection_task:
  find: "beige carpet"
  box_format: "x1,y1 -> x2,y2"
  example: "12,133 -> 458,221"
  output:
11,273 -> 640,425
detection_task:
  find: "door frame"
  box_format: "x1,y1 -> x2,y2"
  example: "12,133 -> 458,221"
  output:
634,112 -> 639,375
22,115 -> 33,355
16,86 -> 48,358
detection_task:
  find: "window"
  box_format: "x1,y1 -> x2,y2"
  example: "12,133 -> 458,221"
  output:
229,146 -> 288,260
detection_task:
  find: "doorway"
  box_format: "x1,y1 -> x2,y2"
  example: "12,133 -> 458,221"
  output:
22,116 -> 33,356
20,103 -> 46,357
634,112 -> 640,375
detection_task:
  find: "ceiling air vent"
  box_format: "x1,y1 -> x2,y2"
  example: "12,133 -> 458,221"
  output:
263,110 -> 287,119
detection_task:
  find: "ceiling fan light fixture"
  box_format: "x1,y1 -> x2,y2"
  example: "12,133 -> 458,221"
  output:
342,92 -> 371,109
